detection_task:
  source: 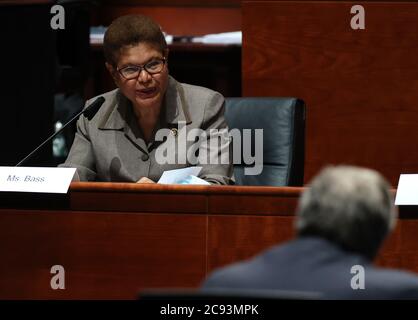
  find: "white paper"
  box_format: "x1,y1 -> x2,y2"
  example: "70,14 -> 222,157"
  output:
158,166 -> 204,184
0,167 -> 76,193
395,174 -> 418,205
192,31 -> 242,45
177,175 -> 210,185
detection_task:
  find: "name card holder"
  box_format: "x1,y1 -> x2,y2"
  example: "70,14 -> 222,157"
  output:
0,167 -> 76,210
0,167 -> 76,194
395,174 -> 418,205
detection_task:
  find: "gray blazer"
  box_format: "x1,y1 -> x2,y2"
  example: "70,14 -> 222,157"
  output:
60,76 -> 234,184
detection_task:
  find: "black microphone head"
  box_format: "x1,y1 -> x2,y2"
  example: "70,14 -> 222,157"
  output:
83,96 -> 105,120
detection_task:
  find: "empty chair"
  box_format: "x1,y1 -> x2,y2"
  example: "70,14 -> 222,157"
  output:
225,97 -> 305,186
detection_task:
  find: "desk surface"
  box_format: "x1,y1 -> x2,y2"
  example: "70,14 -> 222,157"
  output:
0,183 -> 416,299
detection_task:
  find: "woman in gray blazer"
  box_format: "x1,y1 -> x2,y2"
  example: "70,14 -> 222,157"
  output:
60,14 -> 234,185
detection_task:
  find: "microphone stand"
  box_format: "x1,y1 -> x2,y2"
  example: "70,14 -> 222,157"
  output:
16,97 -> 105,167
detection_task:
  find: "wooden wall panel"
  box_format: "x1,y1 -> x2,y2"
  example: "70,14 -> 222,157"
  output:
243,2 -> 418,185
208,215 -> 295,271
71,191 -> 207,213
0,210 -> 207,299
209,190 -> 300,215
98,6 -> 241,36
376,219 -> 418,273
100,0 -> 241,6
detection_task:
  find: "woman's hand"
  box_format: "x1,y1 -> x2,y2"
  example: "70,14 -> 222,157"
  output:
136,177 -> 156,184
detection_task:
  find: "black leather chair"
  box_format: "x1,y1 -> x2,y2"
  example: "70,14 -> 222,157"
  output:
225,97 -> 306,186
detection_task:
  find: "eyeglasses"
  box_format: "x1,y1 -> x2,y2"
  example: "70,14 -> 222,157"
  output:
117,58 -> 166,80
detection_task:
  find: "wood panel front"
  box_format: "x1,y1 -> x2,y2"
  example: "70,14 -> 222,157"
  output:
208,215 -> 295,271
1,183 -> 418,299
0,210 -> 207,299
242,1 -> 418,185
209,187 -> 301,215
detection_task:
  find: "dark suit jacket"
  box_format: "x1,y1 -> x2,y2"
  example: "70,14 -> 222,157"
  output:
202,236 -> 418,299
60,76 -> 234,184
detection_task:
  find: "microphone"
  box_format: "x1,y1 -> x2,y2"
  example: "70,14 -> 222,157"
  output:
15,96 -> 105,167
83,96 -> 105,121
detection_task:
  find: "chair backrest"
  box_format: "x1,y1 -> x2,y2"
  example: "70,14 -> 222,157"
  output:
225,97 -> 306,186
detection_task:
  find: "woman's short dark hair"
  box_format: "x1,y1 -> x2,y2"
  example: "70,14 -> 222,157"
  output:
103,14 -> 168,66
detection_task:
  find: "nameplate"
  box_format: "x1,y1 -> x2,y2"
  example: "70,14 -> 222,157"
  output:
0,167 -> 76,193
395,174 -> 418,205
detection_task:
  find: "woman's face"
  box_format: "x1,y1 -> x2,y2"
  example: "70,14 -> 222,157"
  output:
108,42 -> 169,110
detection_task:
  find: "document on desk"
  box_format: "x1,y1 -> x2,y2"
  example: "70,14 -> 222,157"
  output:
157,166 -> 209,185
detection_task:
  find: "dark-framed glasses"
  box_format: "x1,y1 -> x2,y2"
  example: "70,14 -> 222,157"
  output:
117,58 -> 166,80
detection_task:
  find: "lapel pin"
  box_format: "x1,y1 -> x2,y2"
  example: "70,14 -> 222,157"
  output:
171,128 -> 178,137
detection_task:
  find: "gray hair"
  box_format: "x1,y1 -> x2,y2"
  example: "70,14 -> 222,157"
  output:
296,165 -> 396,259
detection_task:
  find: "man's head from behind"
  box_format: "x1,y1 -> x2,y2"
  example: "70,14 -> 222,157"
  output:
296,165 -> 396,260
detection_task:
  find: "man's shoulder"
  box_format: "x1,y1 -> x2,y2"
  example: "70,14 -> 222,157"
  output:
203,239 -> 418,299
320,266 -> 418,299
202,244 -> 284,289
365,267 -> 418,293
202,258 -> 259,289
